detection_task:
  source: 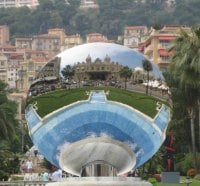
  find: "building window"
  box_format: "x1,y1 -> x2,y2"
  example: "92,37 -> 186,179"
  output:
28,77 -> 34,81
160,40 -> 170,48
160,56 -> 169,63
28,64 -> 34,71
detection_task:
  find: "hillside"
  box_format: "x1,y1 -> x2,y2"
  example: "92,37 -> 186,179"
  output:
0,0 -> 200,40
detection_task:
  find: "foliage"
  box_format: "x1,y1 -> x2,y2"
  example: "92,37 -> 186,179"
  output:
148,177 -> 158,186
139,148 -> 164,180
10,175 -> 24,180
0,81 -> 21,180
175,153 -> 200,176
156,179 -> 200,186
164,72 -> 195,152
1,1 -> 200,39
194,174 -> 200,180
41,158 -> 54,171
142,59 -> 153,95
167,27 -> 200,172
119,66 -> 132,90
61,65 -> 75,80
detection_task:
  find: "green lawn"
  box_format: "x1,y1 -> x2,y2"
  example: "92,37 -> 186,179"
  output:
28,87 -> 167,118
147,177 -> 200,186
156,179 -> 200,186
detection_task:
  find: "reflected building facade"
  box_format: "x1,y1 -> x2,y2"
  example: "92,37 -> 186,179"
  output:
74,55 -> 123,81
30,42 -> 164,91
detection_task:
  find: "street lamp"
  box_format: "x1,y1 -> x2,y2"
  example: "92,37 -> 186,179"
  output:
185,176 -> 192,186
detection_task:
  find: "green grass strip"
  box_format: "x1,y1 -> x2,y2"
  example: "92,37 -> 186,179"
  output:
28,87 -> 165,118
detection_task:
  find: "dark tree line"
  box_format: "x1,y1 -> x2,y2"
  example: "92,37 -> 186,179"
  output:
1,0 -> 200,42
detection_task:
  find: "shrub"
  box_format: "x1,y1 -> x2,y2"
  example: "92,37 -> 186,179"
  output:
153,174 -> 161,182
194,174 -> 200,180
148,177 -> 157,186
175,153 -> 197,175
187,168 -> 196,178
10,174 -> 24,180
0,170 -> 10,181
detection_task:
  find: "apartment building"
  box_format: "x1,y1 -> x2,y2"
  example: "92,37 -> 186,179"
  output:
7,52 -> 23,89
138,25 -> 191,71
15,37 -> 32,49
0,25 -> 72,92
0,54 -> 8,83
18,50 -> 49,91
32,34 -> 61,58
14,29 -> 68,91
0,45 -> 25,89
86,33 -> 108,43
48,28 -> 66,46
123,26 -> 148,49
64,34 -> 83,49
79,0 -> 99,9
0,0 -> 38,8
0,25 -> 9,46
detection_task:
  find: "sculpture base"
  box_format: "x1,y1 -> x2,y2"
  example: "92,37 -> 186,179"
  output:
161,172 -> 180,183
46,177 -> 152,186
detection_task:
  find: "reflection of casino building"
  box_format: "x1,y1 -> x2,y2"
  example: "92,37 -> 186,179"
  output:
34,54 -> 124,85
35,57 -> 61,81
74,55 -> 123,81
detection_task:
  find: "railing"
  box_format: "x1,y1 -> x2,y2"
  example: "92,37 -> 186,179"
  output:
0,181 -> 51,186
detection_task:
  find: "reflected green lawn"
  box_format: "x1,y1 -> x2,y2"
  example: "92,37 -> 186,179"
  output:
157,179 -> 200,186
28,87 -> 165,118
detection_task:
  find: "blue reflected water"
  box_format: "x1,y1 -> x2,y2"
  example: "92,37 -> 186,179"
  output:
25,90 -> 170,172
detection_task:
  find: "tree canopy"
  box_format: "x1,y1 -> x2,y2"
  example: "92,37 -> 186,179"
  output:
0,81 -> 22,180
1,0 -> 200,41
142,59 -> 153,95
119,66 -> 132,90
166,27 -> 200,171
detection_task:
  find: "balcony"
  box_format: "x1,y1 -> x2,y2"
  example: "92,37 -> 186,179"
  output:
157,58 -> 170,67
144,45 -> 153,55
157,43 -> 163,50
0,68 -> 6,72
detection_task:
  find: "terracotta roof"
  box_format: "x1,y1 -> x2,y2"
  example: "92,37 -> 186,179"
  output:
87,33 -> 103,36
31,57 -> 48,62
66,34 -> 81,38
33,34 -> 59,39
15,38 -> 32,41
125,26 -> 147,29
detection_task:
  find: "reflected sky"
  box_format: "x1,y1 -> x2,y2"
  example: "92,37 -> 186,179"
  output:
57,42 -> 164,79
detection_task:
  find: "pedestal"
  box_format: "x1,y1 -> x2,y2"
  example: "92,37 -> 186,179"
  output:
161,172 -> 180,183
46,177 -> 152,186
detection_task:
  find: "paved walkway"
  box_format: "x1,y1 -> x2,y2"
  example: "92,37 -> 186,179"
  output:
126,84 -> 171,103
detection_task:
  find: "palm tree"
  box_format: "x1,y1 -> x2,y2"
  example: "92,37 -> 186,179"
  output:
142,59 -> 153,95
0,81 -> 18,140
169,27 -> 200,171
61,65 -> 75,81
119,66 -> 132,90
0,81 -> 20,179
61,65 -> 75,89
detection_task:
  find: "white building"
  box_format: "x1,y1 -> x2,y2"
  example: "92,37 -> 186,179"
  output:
0,0 -> 38,8
79,0 -> 99,9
